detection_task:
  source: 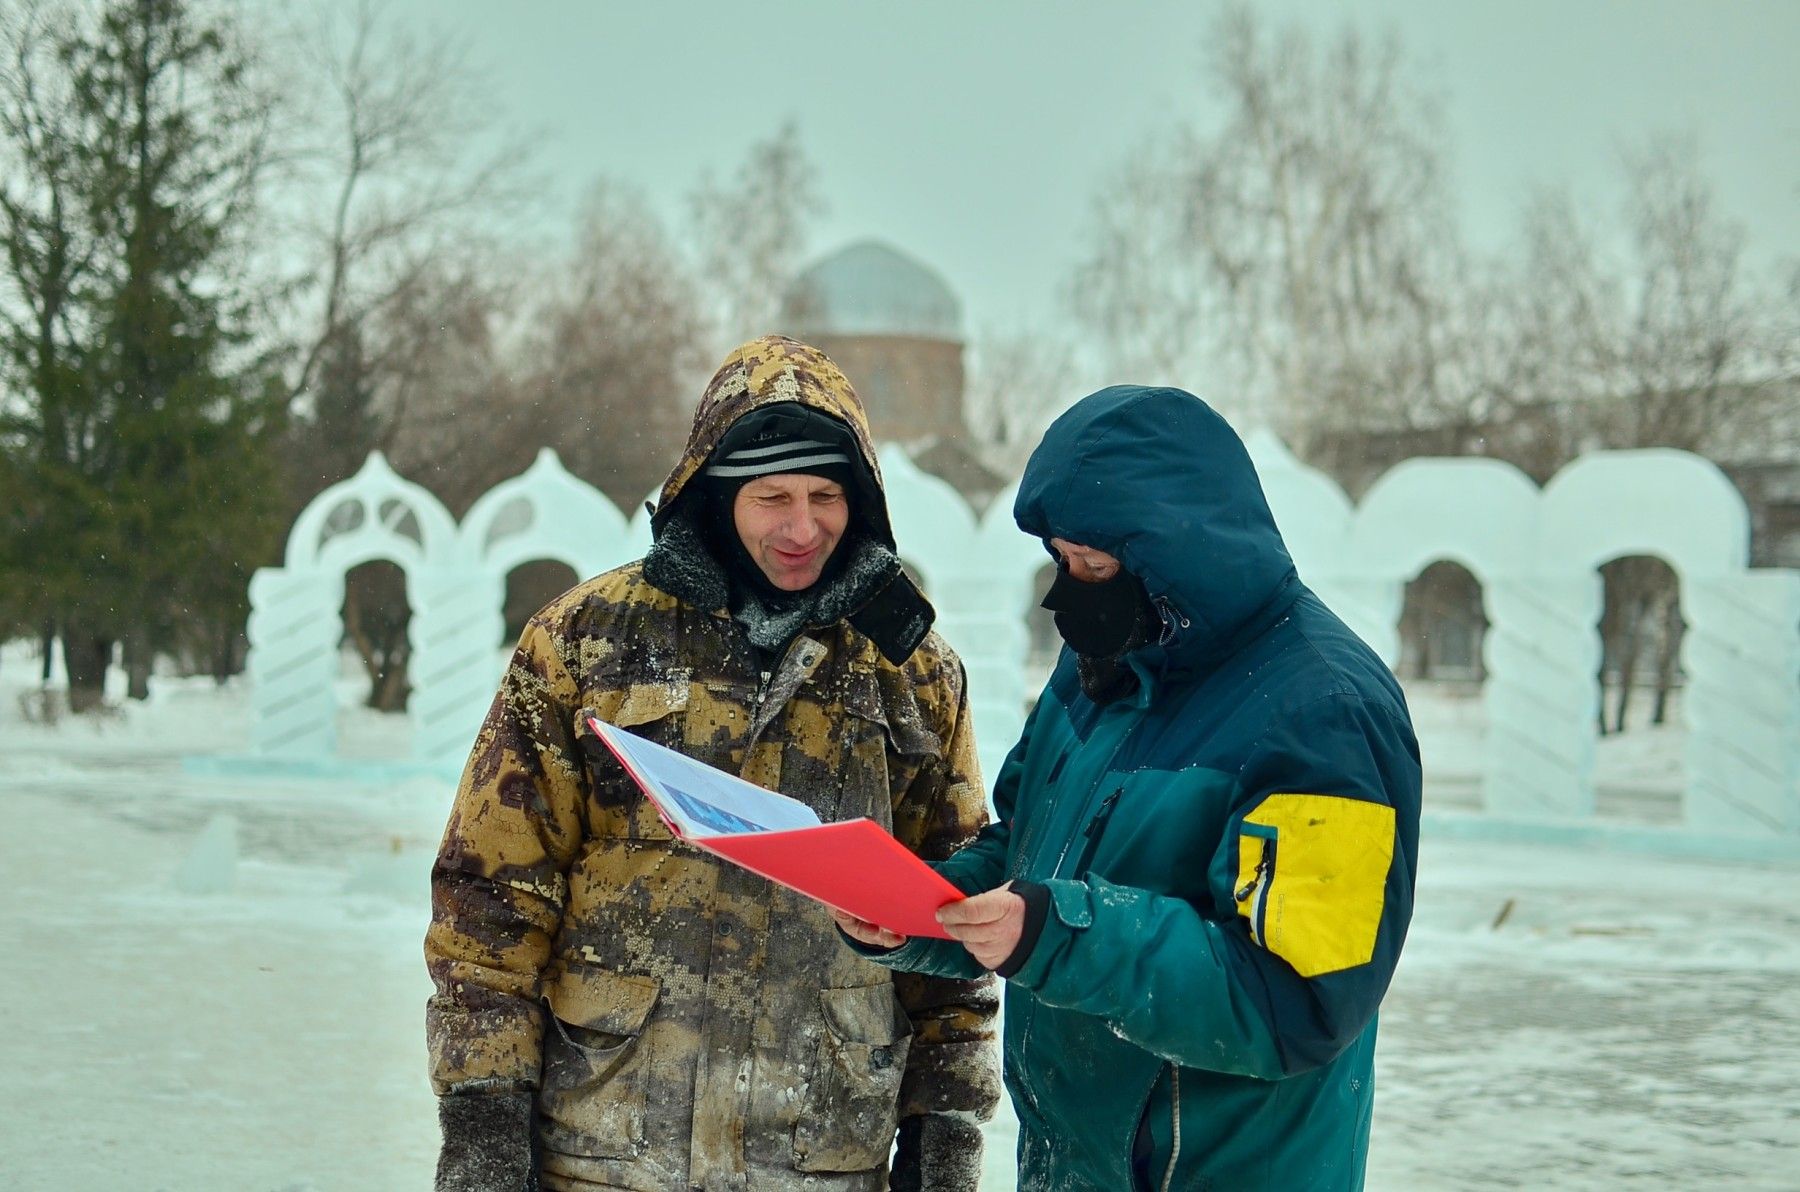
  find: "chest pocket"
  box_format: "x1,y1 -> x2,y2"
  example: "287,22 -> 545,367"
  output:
841,668 -> 941,826
579,673 -> 693,840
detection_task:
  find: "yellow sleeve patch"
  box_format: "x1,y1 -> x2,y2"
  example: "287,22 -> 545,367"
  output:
1234,793 -> 1395,978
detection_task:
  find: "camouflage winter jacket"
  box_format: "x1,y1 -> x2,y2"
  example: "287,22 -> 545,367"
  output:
425,336 -> 1000,1192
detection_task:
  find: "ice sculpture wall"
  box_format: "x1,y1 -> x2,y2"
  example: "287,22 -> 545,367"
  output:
247,441 -> 1800,845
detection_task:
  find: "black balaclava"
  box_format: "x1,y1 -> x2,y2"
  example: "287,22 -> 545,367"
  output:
1041,553 -> 1161,704
1041,559 -> 1158,658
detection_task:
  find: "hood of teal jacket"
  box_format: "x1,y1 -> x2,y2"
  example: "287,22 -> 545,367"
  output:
1013,385 -> 1302,675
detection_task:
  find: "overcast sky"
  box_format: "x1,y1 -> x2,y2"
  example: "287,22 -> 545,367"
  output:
313,0 -> 1799,335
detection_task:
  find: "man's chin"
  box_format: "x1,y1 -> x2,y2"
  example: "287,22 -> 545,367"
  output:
766,571 -> 821,593
760,550 -> 831,592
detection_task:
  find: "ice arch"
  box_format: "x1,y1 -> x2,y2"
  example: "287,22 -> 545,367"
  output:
245,453 -> 459,759
241,444 -> 1800,852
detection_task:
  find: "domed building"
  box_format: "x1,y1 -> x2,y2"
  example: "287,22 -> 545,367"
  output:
779,240 -> 1003,502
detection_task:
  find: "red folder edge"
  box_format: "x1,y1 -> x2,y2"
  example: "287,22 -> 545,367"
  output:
588,716 -> 963,940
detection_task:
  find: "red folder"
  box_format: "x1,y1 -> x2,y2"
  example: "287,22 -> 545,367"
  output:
588,715 -> 964,939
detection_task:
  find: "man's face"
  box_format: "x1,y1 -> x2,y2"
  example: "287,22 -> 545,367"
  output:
733,474 -> 850,591
1048,537 -> 1122,583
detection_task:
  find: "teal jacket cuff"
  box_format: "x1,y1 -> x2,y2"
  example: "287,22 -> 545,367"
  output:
1007,878 -> 1094,989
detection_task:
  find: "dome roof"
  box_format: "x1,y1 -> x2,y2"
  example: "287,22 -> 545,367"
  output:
780,240 -> 963,342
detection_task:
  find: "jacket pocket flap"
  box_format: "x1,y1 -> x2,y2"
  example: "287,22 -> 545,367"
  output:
817,983 -> 907,1046
842,669 -> 940,758
1046,879 -> 1094,929
608,675 -> 691,729
546,964 -> 661,1035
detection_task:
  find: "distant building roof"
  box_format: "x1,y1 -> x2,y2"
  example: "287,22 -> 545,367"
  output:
781,240 -> 963,342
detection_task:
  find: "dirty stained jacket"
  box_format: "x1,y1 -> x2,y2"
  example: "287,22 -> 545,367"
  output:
425,336 -> 1000,1192
857,386 -> 1422,1191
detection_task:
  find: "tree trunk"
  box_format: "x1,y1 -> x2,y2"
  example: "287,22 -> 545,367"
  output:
64,632 -> 113,713
123,634 -> 152,701
373,655 -> 411,713
211,626 -> 242,683
1610,613 -> 1641,735
40,620 -> 56,683
342,578 -> 412,711
1651,595 -> 1683,726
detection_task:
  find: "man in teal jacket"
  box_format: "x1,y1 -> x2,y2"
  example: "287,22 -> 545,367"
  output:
835,385 -> 1421,1190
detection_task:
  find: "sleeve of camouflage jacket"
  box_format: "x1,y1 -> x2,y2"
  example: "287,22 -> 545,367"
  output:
883,662 -> 1003,1122
424,615 -> 588,1095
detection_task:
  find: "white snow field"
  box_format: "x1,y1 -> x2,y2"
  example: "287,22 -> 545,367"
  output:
2,646 -> 1797,1190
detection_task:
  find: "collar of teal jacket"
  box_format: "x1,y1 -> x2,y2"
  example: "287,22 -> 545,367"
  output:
1013,385 -> 1304,681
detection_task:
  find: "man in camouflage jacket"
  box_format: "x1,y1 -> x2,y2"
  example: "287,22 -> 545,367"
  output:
425,335 -> 1000,1192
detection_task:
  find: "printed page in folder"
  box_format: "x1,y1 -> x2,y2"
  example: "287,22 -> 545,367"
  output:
588,716 -> 964,939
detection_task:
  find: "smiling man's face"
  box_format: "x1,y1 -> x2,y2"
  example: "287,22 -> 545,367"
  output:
733,474 -> 850,591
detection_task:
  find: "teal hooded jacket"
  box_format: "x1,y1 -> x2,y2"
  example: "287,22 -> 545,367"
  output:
863,386 -> 1421,1191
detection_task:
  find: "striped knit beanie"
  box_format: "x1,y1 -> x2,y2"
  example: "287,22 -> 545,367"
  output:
701,403 -> 877,520
705,403 -> 856,483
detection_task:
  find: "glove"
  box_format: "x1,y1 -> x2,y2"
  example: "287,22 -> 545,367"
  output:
890,1113 -> 984,1192
435,1089 -> 536,1192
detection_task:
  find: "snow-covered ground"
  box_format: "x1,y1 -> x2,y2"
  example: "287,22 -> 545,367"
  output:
2,643 -> 1796,1189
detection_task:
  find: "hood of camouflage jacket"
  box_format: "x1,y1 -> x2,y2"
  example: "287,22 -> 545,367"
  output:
642,335 -> 934,665
650,334 -> 895,550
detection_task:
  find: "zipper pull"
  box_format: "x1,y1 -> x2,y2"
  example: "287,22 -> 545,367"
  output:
1153,596 -> 1191,645
1084,788 -> 1122,839
1234,848 -> 1273,903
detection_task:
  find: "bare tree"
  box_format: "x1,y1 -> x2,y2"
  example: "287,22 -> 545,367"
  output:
1480,190 -> 1617,480
1500,137 -> 1786,728
1497,137 -> 1781,460
258,0 -> 531,711
276,0 -> 529,497
963,329 -> 1089,478
1609,136 -> 1780,451
1069,1 -> 1466,451
373,257 -> 522,511
512,180 -> 710,510
1064,153 -> 1215,397
687,121 -> 824,348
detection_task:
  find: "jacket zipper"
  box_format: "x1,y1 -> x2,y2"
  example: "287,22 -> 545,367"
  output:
1063,787 -> 1123,879
1233,833 -> 1278,947
1044,708 -> 1138,879
744,630 -> 811,755
1152,596 -> 1190,647
1159,1065 -> 1182,1192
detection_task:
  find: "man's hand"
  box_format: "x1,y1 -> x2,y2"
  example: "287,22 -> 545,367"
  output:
937,883 -> 1026,970
830,907 -> 907,949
